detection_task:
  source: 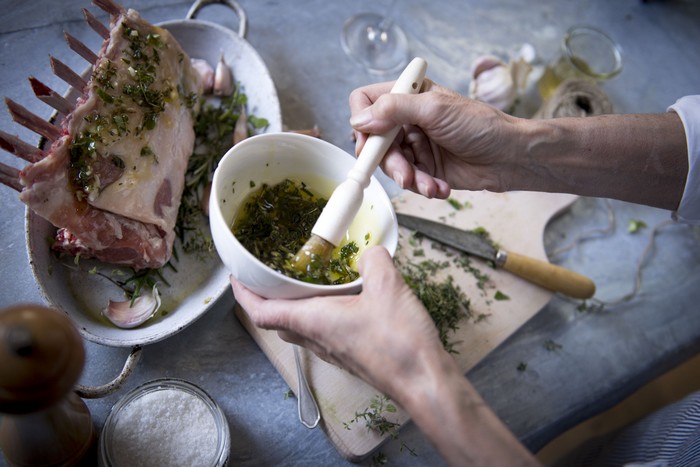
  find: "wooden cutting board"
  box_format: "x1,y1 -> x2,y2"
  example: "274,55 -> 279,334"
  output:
234,188 -> 578,461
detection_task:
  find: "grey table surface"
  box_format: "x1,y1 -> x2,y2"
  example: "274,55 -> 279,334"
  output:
1,0 -> 700,465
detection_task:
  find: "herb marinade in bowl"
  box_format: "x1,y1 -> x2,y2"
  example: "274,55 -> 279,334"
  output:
209,132 -> 399,299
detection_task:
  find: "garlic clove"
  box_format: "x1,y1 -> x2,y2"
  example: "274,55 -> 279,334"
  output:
233,107 -> 248,145
103,284 -> 161,329
468,55 -> 516,112
213,53 -> 234,97
191,58 -> 214,94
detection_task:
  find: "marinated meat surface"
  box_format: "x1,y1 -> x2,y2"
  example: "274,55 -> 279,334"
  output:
10,4 -> 203,270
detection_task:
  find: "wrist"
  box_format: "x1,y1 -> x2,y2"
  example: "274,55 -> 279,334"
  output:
394,346 -> 540,466
495,116 -> 551,192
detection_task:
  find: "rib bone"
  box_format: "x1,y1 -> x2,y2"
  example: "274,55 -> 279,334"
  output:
29,77 -> 74,116
93,0 -> 124,16
64,32 -> 99,64
82,8 -> 110,39
0,162 -> 21,192
0,130 -> 45,163
5,98 -> 62,142
49,56 -> 88,92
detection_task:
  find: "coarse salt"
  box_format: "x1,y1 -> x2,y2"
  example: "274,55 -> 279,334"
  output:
109,387 -> 219,466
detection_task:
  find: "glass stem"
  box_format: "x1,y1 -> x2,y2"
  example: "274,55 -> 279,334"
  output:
378,0 -> 399,33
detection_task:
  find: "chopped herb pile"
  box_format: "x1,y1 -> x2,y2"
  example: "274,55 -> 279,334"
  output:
399,259 -> 471,353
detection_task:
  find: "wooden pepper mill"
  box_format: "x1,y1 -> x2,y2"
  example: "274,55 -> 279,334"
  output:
0,304 -> 95,466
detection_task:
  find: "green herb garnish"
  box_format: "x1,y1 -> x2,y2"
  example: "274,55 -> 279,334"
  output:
176,85 -> 268,255
628,219 -> 647,233
344,395 -> 417,458
494,290 -> 510,301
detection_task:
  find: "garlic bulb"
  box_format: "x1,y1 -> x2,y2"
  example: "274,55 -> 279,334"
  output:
191,58 -> 214,94
213,53 -> 234,97
468,47 -> 534,112
103,284 -> 161,329
468,55 -> 516,111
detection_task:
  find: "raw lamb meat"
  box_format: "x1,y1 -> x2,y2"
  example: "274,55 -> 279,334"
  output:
0,0 -> 203,270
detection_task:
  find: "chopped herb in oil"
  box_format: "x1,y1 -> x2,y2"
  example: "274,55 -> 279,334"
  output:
232,179 -> 360,285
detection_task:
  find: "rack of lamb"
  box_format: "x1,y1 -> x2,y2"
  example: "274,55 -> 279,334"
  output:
0,0 -> 203,270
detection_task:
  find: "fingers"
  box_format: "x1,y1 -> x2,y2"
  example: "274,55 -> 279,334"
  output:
229,275 -> 296,331
349,93 -> 421,135
381,139 -> 451,199
349,78 -> 456,131
348,81 -> 395,115
357,244 -> 392,271
349,79 -> 454,199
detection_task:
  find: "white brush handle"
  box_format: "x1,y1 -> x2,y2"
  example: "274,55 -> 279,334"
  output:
311,57 -> 428,246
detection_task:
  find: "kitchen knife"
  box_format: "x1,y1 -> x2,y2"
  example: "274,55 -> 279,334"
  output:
396,213 -> 596,299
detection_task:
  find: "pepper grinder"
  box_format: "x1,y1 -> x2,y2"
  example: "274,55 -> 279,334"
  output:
0,304 -> 95,466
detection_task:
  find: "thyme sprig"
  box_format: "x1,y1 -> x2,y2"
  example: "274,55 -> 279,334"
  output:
344,395 -> 417,458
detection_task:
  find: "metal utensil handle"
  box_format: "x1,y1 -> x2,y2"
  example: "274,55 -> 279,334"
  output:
186,0 -> 248,38
75,346 -> 143,399
293,345 -> 321,429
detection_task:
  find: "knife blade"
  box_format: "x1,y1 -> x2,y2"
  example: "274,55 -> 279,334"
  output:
396,213 -> 596,299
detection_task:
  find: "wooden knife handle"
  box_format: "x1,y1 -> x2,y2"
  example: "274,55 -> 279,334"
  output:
500,251 -> 596,299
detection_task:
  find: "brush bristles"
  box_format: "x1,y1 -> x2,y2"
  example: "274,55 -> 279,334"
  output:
290,235 -> 335,273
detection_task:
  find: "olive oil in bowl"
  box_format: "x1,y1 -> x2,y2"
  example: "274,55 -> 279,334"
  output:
231,178 -> 365,285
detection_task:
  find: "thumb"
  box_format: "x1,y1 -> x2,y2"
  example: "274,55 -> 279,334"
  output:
357,245 -> 393,273
356,245 -> 404,294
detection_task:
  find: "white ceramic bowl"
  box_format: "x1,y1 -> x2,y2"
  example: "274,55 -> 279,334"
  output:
209,132 -> 398,299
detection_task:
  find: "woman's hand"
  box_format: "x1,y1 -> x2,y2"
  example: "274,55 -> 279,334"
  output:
230,246 -> 445,398
231,246 -> 541,466
348,79 -> 525,198
349,79 -> 688,211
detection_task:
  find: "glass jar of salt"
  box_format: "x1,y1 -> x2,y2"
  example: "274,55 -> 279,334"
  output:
99,378 -> 230,466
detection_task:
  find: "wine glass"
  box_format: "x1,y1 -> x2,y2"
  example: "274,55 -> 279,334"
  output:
340,0 -> 408,74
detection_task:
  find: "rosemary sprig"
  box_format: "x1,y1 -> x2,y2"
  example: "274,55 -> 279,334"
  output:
176,86 -> 268,254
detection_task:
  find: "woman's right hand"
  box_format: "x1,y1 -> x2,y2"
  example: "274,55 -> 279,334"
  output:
349,79 -> 526,199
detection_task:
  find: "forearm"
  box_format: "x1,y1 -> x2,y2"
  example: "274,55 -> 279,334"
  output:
392,348 -> 540,466
511,112 -> 688,210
